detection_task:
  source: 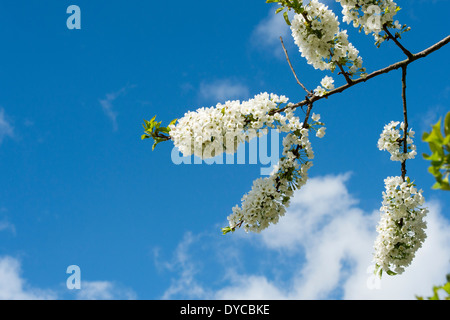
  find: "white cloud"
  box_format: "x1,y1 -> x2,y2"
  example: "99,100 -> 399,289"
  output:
157,232 -> 212,300
0,219 -> 16,235
215,275 -> 287,300
160,174 -> 450,300
74,281 -> 137,300
251,9 -> 294,58
99,85 -> 134,131
0,256 -> 137,300
0,256 -> 56,300
199,80 -> 249,104
0,108 -> 14,144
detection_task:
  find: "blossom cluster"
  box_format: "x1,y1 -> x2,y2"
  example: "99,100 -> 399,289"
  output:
169,93 -> 295,159
373,176 -> 428,276
336,0 -> 405,44
226,114 -> 325,233
290,0 -> 365,77
314,75 -> 335,97
377,121 -> 417,162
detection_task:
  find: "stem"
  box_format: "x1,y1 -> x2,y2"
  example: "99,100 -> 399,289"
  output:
401,65 -> 408,181
295,101 -> 314,154
337,61 -> 353,85
383,25 -> 414,59
302,101 -> 314,129
280,36 -> 311,96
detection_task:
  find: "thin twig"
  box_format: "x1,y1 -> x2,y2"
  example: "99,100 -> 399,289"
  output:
302,101 -> 314,129
295,101 -> 314,154
337,61 -> 353,85
280,36 -> 311,96
383,25 -> 414,59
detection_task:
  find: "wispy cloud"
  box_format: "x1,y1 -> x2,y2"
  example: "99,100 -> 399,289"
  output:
0,256 -> 137,300
0,219 -> 16,235
251,9 -> 293,58
0,108 -> 14,144
199,79 -> 250,104
99,85 -> 135,131
157,232 -> 211,300
160,174 -> 450,300
0,256 -> 56,300
74,281 -> 137,300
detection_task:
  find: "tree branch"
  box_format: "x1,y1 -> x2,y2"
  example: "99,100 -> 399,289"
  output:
336,61 -> 353,85
280,36 -> 311,96
401,65 -> 408,181
383,25 -> 414,59
275,35 -> 450,114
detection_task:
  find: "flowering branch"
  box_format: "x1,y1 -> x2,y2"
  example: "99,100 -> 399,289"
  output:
276,34 -> 450,114
141,0 -> 450,277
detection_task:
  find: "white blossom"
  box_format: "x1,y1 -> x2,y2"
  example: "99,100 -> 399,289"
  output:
336,0 -> 406,44
378,121 -> 417,162
373,176 -> 428,276
169,93 -> 292,159
314,76 -> 335,97
311,113 -> 321,122
316,127 -> 326,138
314,86 -> 327,97
227,116 -> 325,233
290,0 -> 365,77
320,76 -> 335,90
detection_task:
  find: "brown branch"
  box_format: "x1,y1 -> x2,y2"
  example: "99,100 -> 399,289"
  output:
336,61 -> 353,85
302,101 -> 314,129
383,25 -> 414,59
401,65 -> 408,181
275,34 -> 450,114
280,36 -> 311,96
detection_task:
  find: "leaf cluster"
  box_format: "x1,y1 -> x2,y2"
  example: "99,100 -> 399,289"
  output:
422,112 -> 450,190
417,274 -> 450,300
141,116 -> 177,151
266,0 -> 304,26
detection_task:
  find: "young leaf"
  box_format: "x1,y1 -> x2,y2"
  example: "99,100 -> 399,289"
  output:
283,11 -> 291,26
169,118 -> 178,127
444,112 -> 450,137
221,226 -> 234,235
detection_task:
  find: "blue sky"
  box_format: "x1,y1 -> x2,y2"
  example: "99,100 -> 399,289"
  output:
0,0 -> 449,300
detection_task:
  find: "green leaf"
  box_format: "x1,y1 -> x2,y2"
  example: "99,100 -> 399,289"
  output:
429,286 -> 442,300
158,127 -> 170,134
432,119 -> 444,141
283,11 -> 291,26
444,112 -> 450,137
443,282 -> 450,295
428,165 -> 442,177
439,180 -> 450,191
443,135 -> 450,146
141,134 -> 149,140
428,140 -> 445,157
386,269 -> 398,276
221,226 -> 234,235
431,180 -> 450,191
